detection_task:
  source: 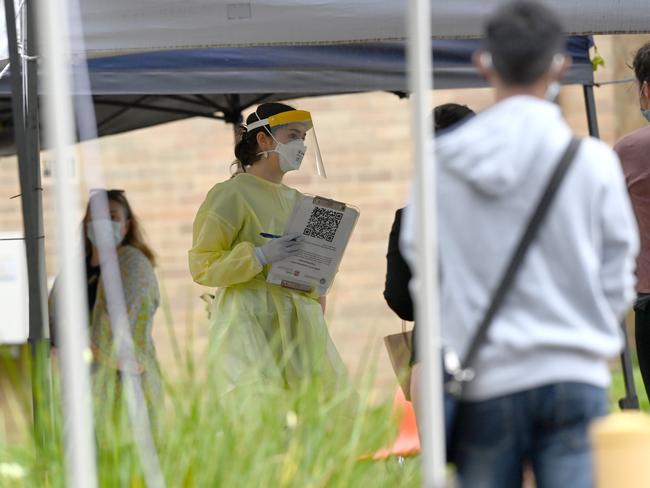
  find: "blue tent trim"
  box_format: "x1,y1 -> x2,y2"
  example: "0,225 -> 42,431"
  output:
89,37 -> 592,71
73,36 -> 594,95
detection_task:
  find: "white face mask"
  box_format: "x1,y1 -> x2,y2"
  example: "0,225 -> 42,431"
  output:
544,54 -> 565,102
544,81 -> 561,102
275,139 -> 307,173
86,220 -> 123,247
258,137 -> 307,173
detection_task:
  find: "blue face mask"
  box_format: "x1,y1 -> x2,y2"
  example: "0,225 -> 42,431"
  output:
640,87 -> 650,123
641,107 -> 650,123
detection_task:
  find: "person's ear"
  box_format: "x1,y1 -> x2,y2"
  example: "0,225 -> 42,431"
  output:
473,50 -> 493,81
642,80 -> 650,99
256,131 -> 274,151
123,219 -> 131,238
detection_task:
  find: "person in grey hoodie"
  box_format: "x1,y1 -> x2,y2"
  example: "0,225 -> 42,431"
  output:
401,2 -> 639,487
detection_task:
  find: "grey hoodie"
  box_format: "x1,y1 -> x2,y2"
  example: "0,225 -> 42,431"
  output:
401,95 -> 639,401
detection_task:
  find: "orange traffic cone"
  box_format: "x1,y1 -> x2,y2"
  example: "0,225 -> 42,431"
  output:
372,388 -> 421,459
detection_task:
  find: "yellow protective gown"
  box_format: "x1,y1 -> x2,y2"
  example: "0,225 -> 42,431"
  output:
189,173 -> 348,392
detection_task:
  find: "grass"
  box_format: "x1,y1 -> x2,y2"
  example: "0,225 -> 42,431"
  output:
3,326 -> 648,488
0,337 -> 422,488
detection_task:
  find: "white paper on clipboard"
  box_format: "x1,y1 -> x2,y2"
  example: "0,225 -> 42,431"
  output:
267,195 -> 359,295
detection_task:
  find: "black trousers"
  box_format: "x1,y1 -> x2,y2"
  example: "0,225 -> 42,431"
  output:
635,294 -> 650,399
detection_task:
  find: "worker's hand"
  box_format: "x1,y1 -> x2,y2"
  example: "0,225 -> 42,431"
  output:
254,233 -> 303,265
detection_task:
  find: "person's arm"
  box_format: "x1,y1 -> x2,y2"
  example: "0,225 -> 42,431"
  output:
384,209 -> 415,321
318,295 -> 327,314
189,189 -> 263,287
599,152 -> 639,320
109,248 -> 158,374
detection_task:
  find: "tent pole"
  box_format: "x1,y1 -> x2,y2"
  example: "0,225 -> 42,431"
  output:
37,0 -> 99,483
583,85 -> 600,139
24,0 -> 53,449
407,0 -> 446,486
5,0 -> 52,450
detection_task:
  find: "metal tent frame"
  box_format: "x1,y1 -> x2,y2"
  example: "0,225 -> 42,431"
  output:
3,0 -> 51,448
2,1 -> 603,466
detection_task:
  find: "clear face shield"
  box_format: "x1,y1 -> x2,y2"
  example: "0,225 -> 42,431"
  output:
248,109 -> 327,178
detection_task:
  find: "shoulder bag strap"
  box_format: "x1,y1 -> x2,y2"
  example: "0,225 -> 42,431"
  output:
449,137 -> 582,391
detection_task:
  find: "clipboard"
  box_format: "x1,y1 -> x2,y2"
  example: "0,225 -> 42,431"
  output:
266,195 -> 359,295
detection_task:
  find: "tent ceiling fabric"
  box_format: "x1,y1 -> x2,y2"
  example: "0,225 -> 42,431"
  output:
72,0 -> 650,56
0,37 -> 593,155
0,38 -> 595,95
0,92 -> 322,155
73,38 -> 596,94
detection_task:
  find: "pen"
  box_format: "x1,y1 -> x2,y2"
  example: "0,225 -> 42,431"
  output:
260,232 -> 282,239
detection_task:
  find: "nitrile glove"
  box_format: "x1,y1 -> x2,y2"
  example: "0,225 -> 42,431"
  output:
254,233 -> 303,265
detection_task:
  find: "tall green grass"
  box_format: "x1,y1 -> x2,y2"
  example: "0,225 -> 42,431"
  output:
0,333 -> 421,487
5,322 -> 650,488
6,342 -> 649,487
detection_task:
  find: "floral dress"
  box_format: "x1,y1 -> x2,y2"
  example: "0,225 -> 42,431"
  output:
91,245 -> 162,415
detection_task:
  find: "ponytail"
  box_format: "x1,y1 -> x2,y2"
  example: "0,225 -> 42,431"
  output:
234,126 -> 261,169
230,158 -> 246,177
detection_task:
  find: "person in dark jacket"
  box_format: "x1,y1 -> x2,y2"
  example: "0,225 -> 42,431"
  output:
384,103 -> 475,330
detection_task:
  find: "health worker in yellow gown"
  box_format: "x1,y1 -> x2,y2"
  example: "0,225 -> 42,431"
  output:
189,102 -> 348,393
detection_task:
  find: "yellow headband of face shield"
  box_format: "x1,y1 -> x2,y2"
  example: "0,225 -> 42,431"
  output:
247,110 -> 313,131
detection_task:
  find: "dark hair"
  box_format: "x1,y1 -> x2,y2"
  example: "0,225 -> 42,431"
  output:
434,103 -> 475,133
83,189 -> 156,266
484,1 -> 564,85
633,42 -> 650,85
232,102 -> 296,172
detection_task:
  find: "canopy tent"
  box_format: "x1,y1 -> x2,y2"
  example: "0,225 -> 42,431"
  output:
3,0 -> 643,481
0,36 -> 596,155
10,0 -> 644,58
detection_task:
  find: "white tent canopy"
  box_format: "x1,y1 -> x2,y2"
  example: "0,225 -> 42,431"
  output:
2,0 -> 649,61
72,0 -> 650,57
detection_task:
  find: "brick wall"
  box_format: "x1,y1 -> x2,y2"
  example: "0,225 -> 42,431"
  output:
1,34 -> 649,400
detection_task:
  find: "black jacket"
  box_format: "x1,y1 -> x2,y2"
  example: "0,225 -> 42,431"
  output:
383,208 -> 414,321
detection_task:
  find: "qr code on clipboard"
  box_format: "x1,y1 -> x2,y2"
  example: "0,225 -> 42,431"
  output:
303,206 -> 343,242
